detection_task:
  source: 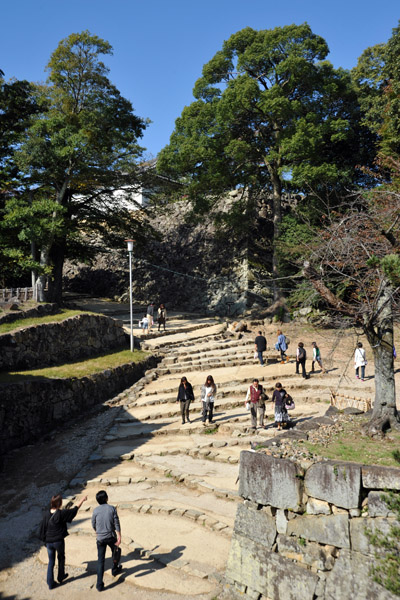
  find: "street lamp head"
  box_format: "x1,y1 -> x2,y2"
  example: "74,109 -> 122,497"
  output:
125,239 -> 135,252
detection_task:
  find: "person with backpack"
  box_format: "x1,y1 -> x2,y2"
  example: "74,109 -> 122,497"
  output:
38,493 -> 87,590
296,342 -> 307,378
92,490 -> 122,592
275,330 -> 289,363
311,342 -> 326,373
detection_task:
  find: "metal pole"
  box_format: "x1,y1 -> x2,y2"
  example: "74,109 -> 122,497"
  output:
129,250 -> 133,352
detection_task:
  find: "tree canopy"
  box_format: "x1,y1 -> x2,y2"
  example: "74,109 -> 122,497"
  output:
4,31 -> 147,301
158,23 -> 373,296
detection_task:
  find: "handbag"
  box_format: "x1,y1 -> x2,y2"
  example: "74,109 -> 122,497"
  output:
253,351 -> 258,360
245,402 -> 251,411
285,396 -> 295,410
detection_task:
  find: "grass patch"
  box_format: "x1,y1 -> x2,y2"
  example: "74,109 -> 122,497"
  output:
0,348 -> 148,382
202,427 -> 218,435
299,419 -> 400,467
0,309 -> 96,334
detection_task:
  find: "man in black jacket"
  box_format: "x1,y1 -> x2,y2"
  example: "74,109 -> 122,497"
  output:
254,331 -> 267,366
39,493 -> 87,589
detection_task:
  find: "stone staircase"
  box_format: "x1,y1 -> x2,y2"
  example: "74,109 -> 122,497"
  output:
38,317 -> 375,597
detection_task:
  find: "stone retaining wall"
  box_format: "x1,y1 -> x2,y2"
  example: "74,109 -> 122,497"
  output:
224,451 -> 400,600
0,303 -> 59,326
0,356 -> 158,455
0,313 -> 126,370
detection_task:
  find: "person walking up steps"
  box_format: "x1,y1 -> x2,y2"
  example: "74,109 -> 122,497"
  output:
38,493 -> 87,590
276,330 -> 289,363
296,342 -> 307,378
245,378 -> 268,430
176,376 -> 194,424
254,331 -> 267,366
312,342 -> 326,373
354,342 -> 367,381
201,375 -> 217,425
92,490 -> 122,592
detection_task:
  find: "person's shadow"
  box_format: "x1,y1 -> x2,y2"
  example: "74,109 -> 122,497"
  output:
80,545 -> 186,590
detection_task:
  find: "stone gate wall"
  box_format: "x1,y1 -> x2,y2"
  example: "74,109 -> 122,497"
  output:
224,451 -> 400,600
0,356 -> 158,455
0,313 -> 126,370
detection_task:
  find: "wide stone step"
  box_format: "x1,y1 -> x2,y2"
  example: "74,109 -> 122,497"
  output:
142,323 -> 227,350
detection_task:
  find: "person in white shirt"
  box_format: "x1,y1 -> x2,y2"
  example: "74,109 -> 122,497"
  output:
201,375 -> 217,425
138,315 -> 149,334
311,342 -> 326,373
354,342 -> 367,381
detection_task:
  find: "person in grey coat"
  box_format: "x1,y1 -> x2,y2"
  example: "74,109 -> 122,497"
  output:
92,490 -> 122,591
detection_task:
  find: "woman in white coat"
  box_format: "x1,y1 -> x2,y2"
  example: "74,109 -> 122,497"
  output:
354,342 -> 367,381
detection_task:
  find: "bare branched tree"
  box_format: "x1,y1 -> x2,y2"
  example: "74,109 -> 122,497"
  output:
303,182 -> 400,435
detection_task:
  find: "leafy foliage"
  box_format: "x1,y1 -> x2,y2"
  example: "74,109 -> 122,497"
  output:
159,24 -> 369,204
8,31 -> 148,300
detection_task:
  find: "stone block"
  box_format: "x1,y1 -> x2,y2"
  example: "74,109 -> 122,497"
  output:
350,517 -> 396,555
276,534 -> 336,570
324,549 -> 395,600
286,514 -> 350,548
233,503 -> 277,548
362,465 -> 400,490
225,533 -> 318,600
276,509 -> 288,534
304,461 -> 361,509
306,497 -> 331,515
368,491 -> 396,517
239,451 -> 303,511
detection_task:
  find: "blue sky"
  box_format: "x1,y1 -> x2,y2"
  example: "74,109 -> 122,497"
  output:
2,0 -> 399,157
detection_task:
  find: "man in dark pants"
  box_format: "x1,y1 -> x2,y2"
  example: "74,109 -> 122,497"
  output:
176,376 -> 194,424
92,490 -> 122,591
254,331 -> 267,366
296,342 -> 307,378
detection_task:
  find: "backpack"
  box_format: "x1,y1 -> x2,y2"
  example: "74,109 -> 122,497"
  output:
298,346 -> 306,360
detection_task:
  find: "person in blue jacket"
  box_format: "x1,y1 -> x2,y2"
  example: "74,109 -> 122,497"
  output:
275,329 -> 289,363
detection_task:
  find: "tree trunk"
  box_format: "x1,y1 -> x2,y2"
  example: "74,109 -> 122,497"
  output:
271,171 -> 282,302
363,282 -> 399,435
46,240 -> 65,304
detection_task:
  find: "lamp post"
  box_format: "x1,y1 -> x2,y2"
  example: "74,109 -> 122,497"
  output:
125,239 -> 135,352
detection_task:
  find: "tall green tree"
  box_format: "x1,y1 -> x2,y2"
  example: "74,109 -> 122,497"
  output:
352,20 -> 400,168
0,73 -> 41,285
158,23 -> 371,298
13,31 -> 147,302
